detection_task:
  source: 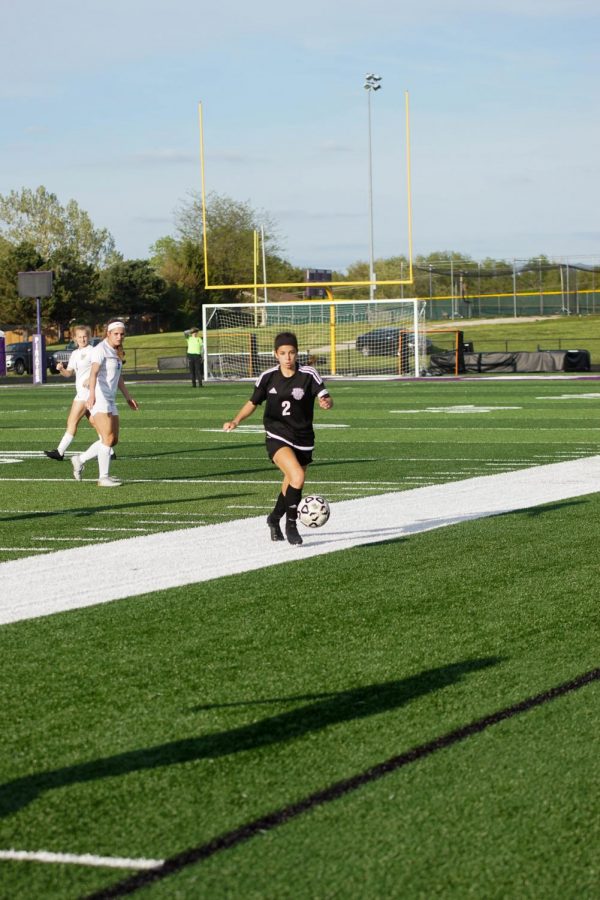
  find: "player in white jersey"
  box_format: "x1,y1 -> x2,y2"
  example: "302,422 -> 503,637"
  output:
71,321 -> 139,487
44,325 -> 98,461
223,331 -> 333,545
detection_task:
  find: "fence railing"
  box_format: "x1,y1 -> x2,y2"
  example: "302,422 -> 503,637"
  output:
425,290 -> 600,320
112,337 -> 600,375
463,338 -> 600,355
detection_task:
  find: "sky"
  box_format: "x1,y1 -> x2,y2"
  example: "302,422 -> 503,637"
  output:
1,0 -> 599,275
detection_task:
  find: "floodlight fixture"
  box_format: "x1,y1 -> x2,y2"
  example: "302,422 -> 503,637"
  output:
364,74 -> 382,91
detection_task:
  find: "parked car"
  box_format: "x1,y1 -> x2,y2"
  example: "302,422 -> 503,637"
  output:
48,337 -> 102,374
5,341 -> 34,375
355,327 -> 433,357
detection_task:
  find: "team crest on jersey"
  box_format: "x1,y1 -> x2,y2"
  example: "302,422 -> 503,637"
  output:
292,387 -> 305,400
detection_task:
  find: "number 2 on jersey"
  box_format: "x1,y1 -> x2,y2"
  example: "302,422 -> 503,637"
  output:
281,400 -> 291,416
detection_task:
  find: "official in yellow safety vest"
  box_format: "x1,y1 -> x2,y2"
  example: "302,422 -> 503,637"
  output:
185,327 -> 204,387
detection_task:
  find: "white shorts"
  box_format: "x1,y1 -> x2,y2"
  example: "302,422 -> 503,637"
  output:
74,389 -> 90,403
90,398 -> 119,416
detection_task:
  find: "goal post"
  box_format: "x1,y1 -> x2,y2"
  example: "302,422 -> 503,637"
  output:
201,299 -> 426,381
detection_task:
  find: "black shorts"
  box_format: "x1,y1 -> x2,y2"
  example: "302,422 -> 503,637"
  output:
266,438 -> 313,467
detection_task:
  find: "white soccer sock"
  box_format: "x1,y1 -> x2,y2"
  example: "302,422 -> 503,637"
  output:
57,432 -> 74,455
79,439 -> 102,463
97,443 -> 112,479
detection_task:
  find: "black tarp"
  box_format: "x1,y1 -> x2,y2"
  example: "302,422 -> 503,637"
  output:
429,349 -> 591,375
563,350 -> 591,371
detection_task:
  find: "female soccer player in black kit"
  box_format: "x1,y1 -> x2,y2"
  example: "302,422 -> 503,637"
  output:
223,331 -> 333,545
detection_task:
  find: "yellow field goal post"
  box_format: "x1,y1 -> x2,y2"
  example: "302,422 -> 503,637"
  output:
198,94 -> 414,293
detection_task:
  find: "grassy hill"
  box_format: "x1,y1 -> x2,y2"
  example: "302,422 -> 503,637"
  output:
44,314 -> 600,372
428,314 -> 600,358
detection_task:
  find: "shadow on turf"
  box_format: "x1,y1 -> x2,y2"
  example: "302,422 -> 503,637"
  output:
162,457 -> 368,481
0,494 -> 248,524
0,657 -> 500,819
501,498 -> 589,518
300,499 -> 593,550
132,443 -> 261,458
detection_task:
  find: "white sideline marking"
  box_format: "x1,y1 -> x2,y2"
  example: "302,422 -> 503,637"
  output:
390,405 -> 522,414
1,457 -> 599,626
81,527 -> 153,533
34,537 -> 111,543
137,519 -> 208,525
0,548 -> 51,552
539,393 -> 600,400
0,849 -> 163,870
197,424 -> 349,432
0,477 -> 415,486
0,451 -> 48,456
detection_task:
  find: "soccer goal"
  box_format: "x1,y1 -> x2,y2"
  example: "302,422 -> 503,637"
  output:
202,299 -> 426,381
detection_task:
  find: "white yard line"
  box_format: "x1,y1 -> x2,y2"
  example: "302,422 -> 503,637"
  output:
81,527 -> 153,533
33,537 -> 111,542
0,548 -> 52,552
0,477 -> 414,486
0,849 -> 163,870
1,456 -> 599,627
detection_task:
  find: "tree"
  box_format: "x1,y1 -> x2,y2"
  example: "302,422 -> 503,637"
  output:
335,255 -> 412,300
48,249 -> 101,336
150,235 -> 207,321
0,186 -> 116,268
99,259 -> 171,330
173,192 -> 298,301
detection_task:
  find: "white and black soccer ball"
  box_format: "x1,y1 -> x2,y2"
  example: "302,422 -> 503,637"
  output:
298,495 -> 330,528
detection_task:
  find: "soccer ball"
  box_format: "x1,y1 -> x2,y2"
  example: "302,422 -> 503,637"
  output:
298,495 -> 330,528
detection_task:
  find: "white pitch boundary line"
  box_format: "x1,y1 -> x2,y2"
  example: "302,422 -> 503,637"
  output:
0,849 -> 163,870
0,477 -> 415,486
33,537 -> 111,543
0,547 -> 52,552
1,456 -> 600,626
81,527 -> 154,533
0,451 -> 594,461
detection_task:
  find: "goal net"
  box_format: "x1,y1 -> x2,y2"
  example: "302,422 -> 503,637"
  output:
202,299 -> 426,381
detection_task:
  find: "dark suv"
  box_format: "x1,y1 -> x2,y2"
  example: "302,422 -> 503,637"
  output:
5,342 -> 34,375
48,337 -> 102,374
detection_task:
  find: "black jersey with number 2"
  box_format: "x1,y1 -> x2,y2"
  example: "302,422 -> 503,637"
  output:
250,365 -> 329,451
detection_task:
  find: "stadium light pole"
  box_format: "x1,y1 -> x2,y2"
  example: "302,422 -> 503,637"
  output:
364,74 -> 381,301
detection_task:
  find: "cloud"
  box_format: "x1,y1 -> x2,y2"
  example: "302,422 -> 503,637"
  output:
130,150 -> 196,165
208,150 -> 270,165
275,208 -> 365,221
132,215 -> 173,224
6,1 -> 595,86
318,141 -> 354,154
72,150 -> 196,169
570,232 -> 600,241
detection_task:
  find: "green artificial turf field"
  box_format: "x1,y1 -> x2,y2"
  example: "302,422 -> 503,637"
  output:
0,377 -> 599,898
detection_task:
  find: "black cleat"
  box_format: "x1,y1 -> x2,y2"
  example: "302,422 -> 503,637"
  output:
285,519 -> 303,546
267,515 -> 285,541
44,449 -> 64,461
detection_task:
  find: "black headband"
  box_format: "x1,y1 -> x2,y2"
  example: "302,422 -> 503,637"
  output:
274,332 -> 298,350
